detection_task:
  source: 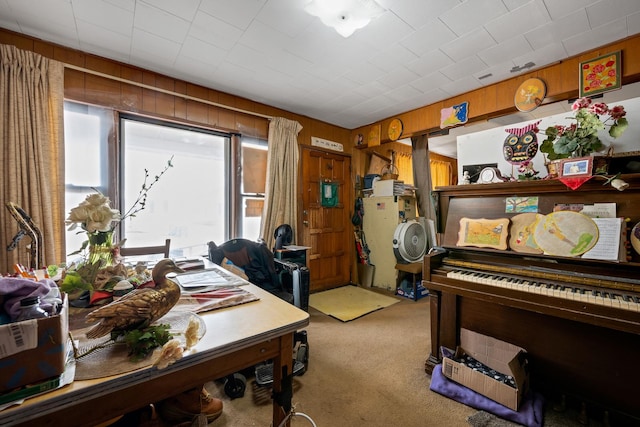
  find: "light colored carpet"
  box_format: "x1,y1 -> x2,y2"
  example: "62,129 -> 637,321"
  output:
308,285 -> 400,321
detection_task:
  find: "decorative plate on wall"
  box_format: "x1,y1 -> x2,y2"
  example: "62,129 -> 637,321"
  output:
388,118 -> 403,141
514,78 -> 546,112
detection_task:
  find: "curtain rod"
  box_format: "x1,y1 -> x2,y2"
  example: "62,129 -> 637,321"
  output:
63,63 -> 273,120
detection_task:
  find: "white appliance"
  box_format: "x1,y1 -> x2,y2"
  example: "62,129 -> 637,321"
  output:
362,196 -> 417,290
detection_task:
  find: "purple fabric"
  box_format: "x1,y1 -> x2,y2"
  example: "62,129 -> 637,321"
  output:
0,277 -> 57,320
430,363 -> 544,427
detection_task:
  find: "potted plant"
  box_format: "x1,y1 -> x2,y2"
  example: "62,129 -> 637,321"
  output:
540,97 -> 628,168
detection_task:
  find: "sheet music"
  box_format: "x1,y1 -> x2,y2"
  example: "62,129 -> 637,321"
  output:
582,218 -> 623,261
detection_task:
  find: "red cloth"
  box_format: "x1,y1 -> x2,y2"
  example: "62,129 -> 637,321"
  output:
558,175 -> 593,190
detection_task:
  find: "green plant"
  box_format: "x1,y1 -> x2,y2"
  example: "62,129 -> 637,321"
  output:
122,324 -> 173,362
540,97 -> 628,160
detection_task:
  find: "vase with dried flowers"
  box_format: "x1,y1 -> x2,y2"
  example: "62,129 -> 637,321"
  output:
66,157 -> 174,267
540,97 -> 628,161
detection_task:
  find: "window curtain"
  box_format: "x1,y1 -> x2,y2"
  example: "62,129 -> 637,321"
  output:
260,117 -> 302,250
430,159 -> 453,188
396,152 -> 414,185
0,44 -> 65,272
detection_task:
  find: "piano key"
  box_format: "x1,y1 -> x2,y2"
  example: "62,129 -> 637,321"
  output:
446,269 -> 639,312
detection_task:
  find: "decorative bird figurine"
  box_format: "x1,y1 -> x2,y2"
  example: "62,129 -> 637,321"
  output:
85,258 -> 184,339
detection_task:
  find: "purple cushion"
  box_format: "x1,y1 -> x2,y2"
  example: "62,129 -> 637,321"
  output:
430,364 -> 544,427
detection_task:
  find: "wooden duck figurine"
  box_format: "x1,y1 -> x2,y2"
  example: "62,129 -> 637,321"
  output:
85,258 -> 184,338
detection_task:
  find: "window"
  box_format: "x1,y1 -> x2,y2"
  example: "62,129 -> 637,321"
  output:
63,102 -> 266,262
120,116 -> 230,259
240,138 -> 267,240
63,102 -> 115,258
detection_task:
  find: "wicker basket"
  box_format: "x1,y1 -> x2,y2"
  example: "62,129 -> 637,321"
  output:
380,164 -> 399,180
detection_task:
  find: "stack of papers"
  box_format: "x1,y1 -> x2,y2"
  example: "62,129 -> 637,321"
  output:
175,265 -> 248,293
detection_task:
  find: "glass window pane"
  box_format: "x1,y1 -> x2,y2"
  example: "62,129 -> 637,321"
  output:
63,102 -> 112,261
242,143 -> 267,194
241,197 -> 263,240
121,117 -> 229,258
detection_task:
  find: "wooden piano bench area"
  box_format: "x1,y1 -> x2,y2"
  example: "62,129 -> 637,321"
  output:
422,174 -> 640,426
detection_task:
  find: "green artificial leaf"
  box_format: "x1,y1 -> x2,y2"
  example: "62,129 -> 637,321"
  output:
122,324 -> 173,362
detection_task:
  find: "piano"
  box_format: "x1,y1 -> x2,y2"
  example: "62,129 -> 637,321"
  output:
423,174 -> 640,425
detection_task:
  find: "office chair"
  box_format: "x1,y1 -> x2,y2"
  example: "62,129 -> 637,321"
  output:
119,238 -> 171,259
207,238 -> 309,398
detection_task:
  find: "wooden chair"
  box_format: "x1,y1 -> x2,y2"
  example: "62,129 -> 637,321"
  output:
119,238 -> 171,259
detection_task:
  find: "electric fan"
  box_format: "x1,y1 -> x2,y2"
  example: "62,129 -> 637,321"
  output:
274,224 -> 293,250
393,220 -> 428,263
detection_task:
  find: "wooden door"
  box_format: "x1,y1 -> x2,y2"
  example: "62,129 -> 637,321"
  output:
300,147 -> 352,292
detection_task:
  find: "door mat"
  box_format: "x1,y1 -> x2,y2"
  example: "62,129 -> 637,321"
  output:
309,285 -> 399,322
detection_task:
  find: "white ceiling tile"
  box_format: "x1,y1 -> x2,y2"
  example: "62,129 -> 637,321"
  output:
484,1 -> 549,43
378,0 -> 458,30
72,0 -> 134,36
441,56 -> 489,81
376,66 -> 419,88
409,71 -> 452,93
140,0 -> 201,21
76,21 -> 132,59
255,0 -> 314,38
189,11 -> 243,51
440,76 -> 482,96
562,17 -> 628,56
524,9 -> 589,50
586,0 -> 640,28
439,0 -> 508,36
134,1 -> 190,43
368,44 -> 418,73
105,0 -> 135,12
440,27 -> 496,62
405,49 -> 454,77
199,0 -> 267,30
628,11 -> 640,35
130,28 -> 181,64
179,36 -> 228,66
349,10 -> 414,49
478,35 -> 532,67
400,18 -> 457,57
542,0 -> 599,20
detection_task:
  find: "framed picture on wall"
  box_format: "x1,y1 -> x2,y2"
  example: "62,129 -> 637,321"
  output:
579,51 -> 621,98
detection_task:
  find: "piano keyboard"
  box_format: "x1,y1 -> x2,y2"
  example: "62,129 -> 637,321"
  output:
446,269 -> 640,312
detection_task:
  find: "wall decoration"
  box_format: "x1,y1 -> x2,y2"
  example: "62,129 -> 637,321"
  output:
367,124 -> 381,147
560,157 -> 593,178
321,181 -> 338,207
311,136 -> 344,152
503,120 -> 541,164
388,118 -> 403,141
440,102 -> 468,129
532,211 -> 598,257
514,78 -> 546,112
579,51 -> 621,98
457,217 -> 509,250
509,213 -> 543,254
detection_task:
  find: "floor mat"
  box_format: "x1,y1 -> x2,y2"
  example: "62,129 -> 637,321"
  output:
309,285 -> 399,322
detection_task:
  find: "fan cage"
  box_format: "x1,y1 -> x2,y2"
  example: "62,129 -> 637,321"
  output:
395,221 -> 427,262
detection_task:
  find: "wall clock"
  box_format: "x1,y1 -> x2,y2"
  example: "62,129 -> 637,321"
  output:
388,118 -> 403,141
514,78 -> 546,112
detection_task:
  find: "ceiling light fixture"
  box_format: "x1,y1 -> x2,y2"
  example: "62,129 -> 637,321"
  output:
304,0 -> 386,38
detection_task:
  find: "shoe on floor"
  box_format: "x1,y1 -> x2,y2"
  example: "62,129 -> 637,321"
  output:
157,386 -> 223,424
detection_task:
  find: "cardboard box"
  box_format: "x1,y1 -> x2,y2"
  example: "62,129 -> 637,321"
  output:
0,294 -> 69,393
441,328 -> 529,411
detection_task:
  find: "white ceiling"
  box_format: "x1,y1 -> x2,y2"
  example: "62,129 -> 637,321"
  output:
2,0 -> 640,158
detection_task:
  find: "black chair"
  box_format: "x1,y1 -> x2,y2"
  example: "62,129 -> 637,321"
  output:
207,238 -> 309,398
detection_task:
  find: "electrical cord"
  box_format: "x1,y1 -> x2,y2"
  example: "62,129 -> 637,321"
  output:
276,404 -> 317,427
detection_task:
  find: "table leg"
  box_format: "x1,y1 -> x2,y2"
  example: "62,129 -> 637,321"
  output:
272,332 -> 294,427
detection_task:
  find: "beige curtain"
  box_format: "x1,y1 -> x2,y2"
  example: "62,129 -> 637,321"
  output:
430,159 -> 453,188
0,44 -> 65,272
260,117 -> 302,250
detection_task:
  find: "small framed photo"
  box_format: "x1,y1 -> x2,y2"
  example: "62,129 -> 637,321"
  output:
560,157 -> 593,178
579,51 -> 621,97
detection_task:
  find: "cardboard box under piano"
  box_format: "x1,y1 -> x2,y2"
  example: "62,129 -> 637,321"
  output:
441,328 -> 529,411
0,294 -> 69,393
